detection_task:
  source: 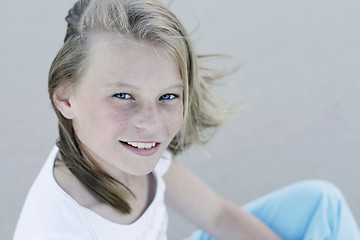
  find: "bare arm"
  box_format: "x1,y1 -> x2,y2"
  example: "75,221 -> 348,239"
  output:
163,157 -> 282,240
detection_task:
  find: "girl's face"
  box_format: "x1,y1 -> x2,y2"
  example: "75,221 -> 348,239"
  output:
64,37 -> 184,178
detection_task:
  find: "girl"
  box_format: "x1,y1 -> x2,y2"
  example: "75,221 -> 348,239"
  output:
14,0 -> 360,239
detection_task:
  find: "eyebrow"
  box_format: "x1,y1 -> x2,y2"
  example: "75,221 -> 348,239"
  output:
105,82 -> 183,90
105,82 -> 139,89
164,83 -> 184,90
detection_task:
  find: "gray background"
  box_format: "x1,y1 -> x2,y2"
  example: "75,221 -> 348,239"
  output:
1,0 -> 359,239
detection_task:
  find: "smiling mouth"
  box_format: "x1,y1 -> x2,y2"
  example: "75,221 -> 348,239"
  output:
121,141 -> 158,149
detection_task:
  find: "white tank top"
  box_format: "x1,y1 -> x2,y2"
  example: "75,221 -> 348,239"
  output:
14,146 -> 172,240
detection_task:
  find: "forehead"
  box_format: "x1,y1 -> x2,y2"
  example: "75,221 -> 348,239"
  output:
78,33 -> 183,88
88,33 -> 173,63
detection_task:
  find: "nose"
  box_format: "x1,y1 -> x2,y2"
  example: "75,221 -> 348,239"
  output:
133,103 -> 162,132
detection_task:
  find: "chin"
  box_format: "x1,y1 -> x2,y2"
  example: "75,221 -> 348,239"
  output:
125,164 -> 158,176
122,155 -> 161,176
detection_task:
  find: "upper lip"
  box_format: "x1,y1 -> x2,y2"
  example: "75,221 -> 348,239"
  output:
120,140 -> 160,143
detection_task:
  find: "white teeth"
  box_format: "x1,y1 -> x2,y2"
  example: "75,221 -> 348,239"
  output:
126,142 -> 156,149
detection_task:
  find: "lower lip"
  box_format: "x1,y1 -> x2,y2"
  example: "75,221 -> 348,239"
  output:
120,141 -> 161,156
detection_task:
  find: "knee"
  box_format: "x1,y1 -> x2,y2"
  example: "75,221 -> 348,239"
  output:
294,180 -> 344,202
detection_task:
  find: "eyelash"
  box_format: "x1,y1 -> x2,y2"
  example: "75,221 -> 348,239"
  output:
159,94 -> 177,100
113,93 -> 132,99
113,93 -> 178,100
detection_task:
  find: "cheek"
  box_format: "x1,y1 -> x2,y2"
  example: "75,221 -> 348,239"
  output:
72,111 -> 106,144
106,105 -> 135,130
166,106 -> 184,136
73,103 -> 120,141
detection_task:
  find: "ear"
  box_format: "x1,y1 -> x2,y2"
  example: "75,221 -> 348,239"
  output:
53,84 -> 75,120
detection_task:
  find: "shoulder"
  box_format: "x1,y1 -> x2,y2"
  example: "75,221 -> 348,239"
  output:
14,186 -> 93,240
14,147 -> 94,240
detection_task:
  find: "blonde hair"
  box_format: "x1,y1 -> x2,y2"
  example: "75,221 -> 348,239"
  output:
48,0 -> 235,214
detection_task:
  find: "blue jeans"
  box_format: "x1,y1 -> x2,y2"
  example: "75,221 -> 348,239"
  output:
185,180 -> 360,240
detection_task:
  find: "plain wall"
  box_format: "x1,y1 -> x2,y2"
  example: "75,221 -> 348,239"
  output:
1,0 -> 359,239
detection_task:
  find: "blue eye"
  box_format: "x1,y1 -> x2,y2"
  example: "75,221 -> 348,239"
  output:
113,93 -> 132,99
160,94 -> 176,100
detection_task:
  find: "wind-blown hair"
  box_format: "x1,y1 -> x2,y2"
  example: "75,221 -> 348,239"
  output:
48,0 -> 235,214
